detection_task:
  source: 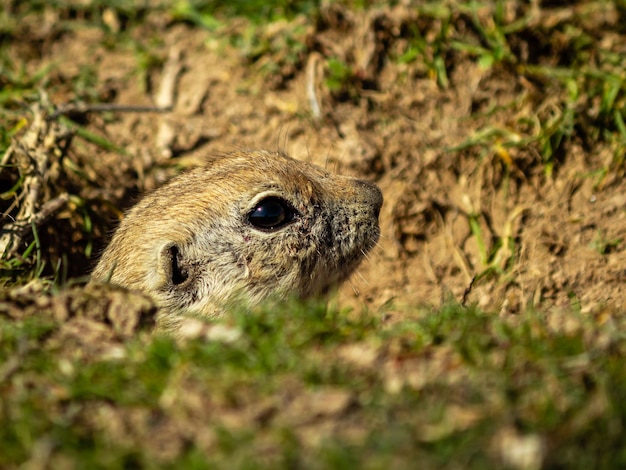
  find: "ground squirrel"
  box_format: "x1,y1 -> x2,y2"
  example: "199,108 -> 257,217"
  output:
90,149 -> 382,330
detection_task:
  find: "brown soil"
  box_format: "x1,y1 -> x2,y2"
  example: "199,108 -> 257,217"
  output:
2,3 -> 625,318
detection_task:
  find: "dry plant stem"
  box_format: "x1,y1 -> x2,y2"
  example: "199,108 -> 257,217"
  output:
0,99 -> 71,258
156,47 -> 184,110
156,47 -> 184,159
1,193 -> 69,248
2,93 -> 172,259
307,52 -> 323,119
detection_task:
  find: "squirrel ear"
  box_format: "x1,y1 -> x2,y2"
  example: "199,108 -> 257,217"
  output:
161,243 -> 190,286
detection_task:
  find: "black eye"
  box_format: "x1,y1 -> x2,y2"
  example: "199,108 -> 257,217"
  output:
248,197 -> 297,230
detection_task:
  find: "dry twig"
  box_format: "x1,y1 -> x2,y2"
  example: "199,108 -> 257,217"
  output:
0,94 -> 73,259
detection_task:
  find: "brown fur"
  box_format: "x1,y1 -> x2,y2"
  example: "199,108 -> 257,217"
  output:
90,150 -> 382,330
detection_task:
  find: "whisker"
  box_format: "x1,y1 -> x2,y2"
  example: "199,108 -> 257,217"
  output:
356,270 -> 368,285
346,277 -> 361,296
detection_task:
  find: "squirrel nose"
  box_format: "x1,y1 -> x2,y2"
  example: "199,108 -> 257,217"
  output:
354,179 -> 383,217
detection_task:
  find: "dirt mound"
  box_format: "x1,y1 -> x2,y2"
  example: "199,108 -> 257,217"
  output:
1,2 -> 624,317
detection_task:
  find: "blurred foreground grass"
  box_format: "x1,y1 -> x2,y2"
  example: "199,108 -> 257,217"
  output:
2,298 -> 626,469
0,296 -> 626,468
